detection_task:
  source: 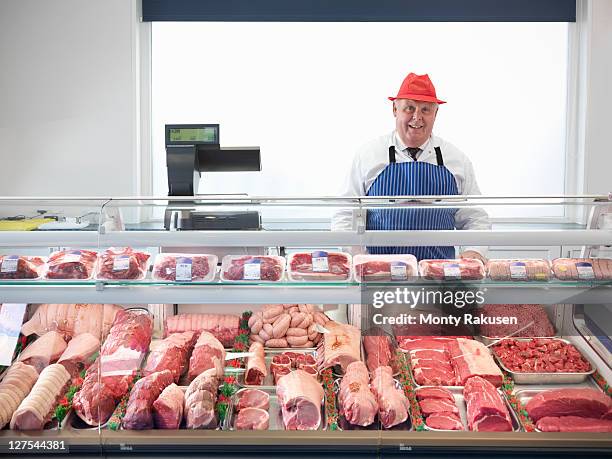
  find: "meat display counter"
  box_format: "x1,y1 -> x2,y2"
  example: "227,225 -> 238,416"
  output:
0,195 -> 611,457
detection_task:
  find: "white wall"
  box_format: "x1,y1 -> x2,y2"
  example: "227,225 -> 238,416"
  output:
0,0 -> 609,199
0,0 -> 141,197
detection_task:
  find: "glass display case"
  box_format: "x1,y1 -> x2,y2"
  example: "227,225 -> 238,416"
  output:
0,195 -> 610,456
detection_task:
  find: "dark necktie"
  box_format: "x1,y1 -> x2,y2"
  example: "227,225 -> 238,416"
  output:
406,147 -> 421,161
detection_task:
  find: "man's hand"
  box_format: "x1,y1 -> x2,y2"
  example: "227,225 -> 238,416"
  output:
459,250 -> 488,265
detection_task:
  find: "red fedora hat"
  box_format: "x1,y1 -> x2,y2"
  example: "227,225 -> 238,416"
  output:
388,73 -> 446,104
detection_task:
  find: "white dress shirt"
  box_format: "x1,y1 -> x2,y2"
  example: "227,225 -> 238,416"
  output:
332,131 -> 491,257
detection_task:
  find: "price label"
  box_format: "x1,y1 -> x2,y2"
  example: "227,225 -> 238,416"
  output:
243,259 -> 261,280
510,262 -> 527,279
443,263 -> 461,279
175,257 -> 192,281
390,262 -> 408,280
113,255 -> 130,271
0,304 -> 27,366
63,251 -> 82,263
312,251 -> 329,272
0,255 -> 19,273
576,262 -> 595,280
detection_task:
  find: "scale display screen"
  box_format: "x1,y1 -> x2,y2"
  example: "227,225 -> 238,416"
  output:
166,124 -> 219,145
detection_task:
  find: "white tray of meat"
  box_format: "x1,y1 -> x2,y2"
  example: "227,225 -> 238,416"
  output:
353,254 -> 418,283
287,251 -> 352,282
0,255 -> 46,280
486,259 -> 551,281
516,386 -> 612,432
551,257 -> 612,281
44,249 -> 98,280
152,253 -> 218,282
220,255 -> 285,282
95,247 -> 150,281
491,338 -> 595,384
418,259 -> 485,281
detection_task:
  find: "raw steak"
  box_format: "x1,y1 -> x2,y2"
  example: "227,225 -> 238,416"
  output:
493,338 -> 591,373
0,362 -> 39,429
57,332 -> 100,376
371,366 -> 409,429
73,310 -> 152,426
552,258 -> 612,280
184,368 -> 218,429
236,389 -> 270,411
21,304 -> 122,340
338,361 -> 378,427
463,376 -> 512,432
95,247 -> 150,280
536,416 -> 612,432
415,387 -> 455,403
10,364 -> 70,430
153,383 -> 184,429
245,342 -> 267,385
152,253 -> 215,282
363,334 -> 393,372
273,367 -> 291,384
419,258 -> 485,280
317,321 -> 361,372
525,388 -> 612,422
426,412 -> 464,430
410,349 -> 450,363
477,304 -> 555,338
270,354 -> 291,379
0,255 -> 45,279
353,254 -> 417,282
447,338 -> 503,387
399,338 -> 454,352
276,369 -> 324,430
188,331 -> 225,380
18,330 -> 67,373
45,249 -> 97,279
143,331 -> 197,383
288,251 -> 351,281
235,407 -> 270,430
418,398 -> 460,416
164,313 -> 239,347
122,370 -> 173,430
222,255 -> 284,281
413,365 -> 456,386
487,259 -> 551,281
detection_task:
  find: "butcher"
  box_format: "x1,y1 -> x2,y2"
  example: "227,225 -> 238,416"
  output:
333,73 -> 490,262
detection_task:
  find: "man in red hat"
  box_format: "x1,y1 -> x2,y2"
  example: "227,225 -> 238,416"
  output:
333,73 -> 490,261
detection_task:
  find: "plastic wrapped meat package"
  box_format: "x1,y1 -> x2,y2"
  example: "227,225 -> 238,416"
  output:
551,258 -> 612,281
353,254 -> 418,282
287,251 -> 352,282
221,255 -> 285,282
0,255 -> 46,280
418,259 -> 485,281
95,247 -> 150,280
45,249 -> 98,280
152,253 -> 218,282
486,259 -> 551,281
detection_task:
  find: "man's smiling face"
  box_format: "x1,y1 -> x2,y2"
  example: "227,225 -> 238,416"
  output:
393,99 -> 438,148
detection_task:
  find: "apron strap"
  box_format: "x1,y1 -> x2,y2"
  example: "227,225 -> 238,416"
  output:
388,146 -> 396,164
435,146 -> 444,166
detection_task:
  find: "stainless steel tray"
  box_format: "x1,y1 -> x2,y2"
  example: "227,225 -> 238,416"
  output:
477,334 -> 556,346
491,338 -> 596,384
237,348 -> 317,390
417,386 -> 520,432
225,386 -> 326,431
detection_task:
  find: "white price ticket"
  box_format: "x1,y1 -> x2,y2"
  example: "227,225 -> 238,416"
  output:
0,304 -> 28,366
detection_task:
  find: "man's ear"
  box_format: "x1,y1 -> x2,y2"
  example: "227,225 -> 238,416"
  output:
392,102 -> 397,117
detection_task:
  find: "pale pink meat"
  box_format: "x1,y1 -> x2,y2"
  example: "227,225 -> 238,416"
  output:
338,361 -> 378,427
317,321 -> 361,372
184,368 -> 218,429
164,313 -> 239,347
276,369 -> 324,430
18,330 -> 67,373
153,383 -> 184,429
57,332 -> 100,377
188,331 -> 225,380
235,408 -> 270,430
371,366 -> 409,428
363,335 -> 393,372
447,338 -> 503,387
236,389 -> 270,411
0,362 -> 39,429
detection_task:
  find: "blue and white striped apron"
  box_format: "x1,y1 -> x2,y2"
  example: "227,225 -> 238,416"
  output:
366,145 -> 459,260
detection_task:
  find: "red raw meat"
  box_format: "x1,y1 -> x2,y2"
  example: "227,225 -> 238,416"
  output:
73,310 -> 153,426
363,334 -> 393,372
0,255 -> 45,279
289,251 -> 351,280
143,331 -> 197,383
270,354 -> 291,375
164,313 -> 239,347
536,416 -> 612,432
153,383 -> 184,429
463,377 -> 512,432
237,389 -> 270,411
122,370 -> 173,430
354,255 -> 417,281
153,254 -> 214,281
188,331 -> 225,380
493,338 -> 591,373
419,258 -> 485,280
96,247 -> 150,280
245,342 -> 267,385
413,366 -> 456,386
410,349 -> 449,362
399,338 -> 452,352
426,412 -> 464,430
416,387 -> 455,403
223,256 -> 284,281
478,304 -> 555,338
525,388 -> 612,422
419,398 -> 460,416
45,249 -> 97,279
273,366 -> 291,384
235,407 -> 269,430
447,338 -> 503,387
